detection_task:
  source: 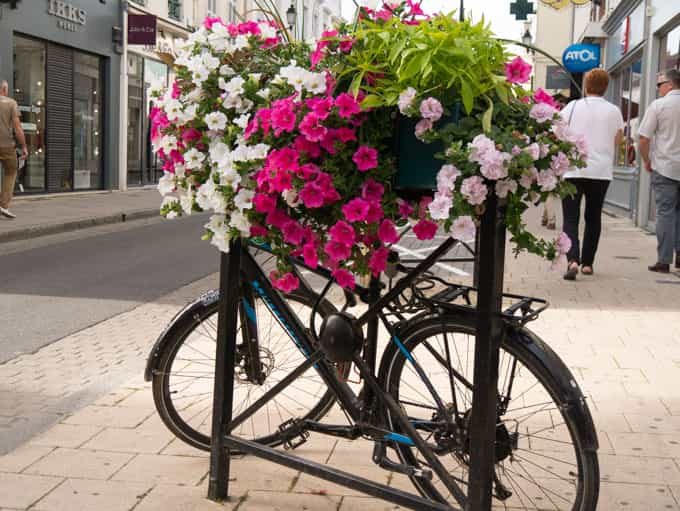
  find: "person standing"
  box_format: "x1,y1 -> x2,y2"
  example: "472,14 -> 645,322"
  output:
560,69 -> 624,280
639,70 -> 680,273
0,79 -> 28,219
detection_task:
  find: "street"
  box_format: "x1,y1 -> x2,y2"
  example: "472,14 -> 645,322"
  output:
0,214 -> 217,364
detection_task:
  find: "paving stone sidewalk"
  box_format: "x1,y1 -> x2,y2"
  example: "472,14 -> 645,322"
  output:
1,208 -> 680,510
0,189 -> 160,243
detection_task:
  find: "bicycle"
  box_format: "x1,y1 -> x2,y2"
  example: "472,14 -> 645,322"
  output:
145,231 -> 599,510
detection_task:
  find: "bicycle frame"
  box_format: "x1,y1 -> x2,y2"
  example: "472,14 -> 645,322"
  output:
208,194 -> 511,511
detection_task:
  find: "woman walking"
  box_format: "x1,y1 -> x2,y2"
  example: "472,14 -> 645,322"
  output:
560,69 -> 624,280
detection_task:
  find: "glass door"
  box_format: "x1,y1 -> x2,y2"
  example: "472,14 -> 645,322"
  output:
73,52 -> 103,189
127,54 -> 144,186
12,35 -> 46,193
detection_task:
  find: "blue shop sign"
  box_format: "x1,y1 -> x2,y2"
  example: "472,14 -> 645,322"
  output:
562,44 -> 601,73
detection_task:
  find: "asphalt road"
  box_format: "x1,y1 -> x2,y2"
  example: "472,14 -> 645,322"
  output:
0,214 -> 218,364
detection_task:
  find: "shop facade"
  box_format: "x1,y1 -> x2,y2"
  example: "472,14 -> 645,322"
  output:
0,0 -> 122,194
602,0 -> 679,228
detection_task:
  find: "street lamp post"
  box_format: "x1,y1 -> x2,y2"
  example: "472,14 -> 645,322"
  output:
286,3 -> 296,30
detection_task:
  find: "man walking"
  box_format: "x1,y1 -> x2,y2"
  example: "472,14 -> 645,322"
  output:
639,69 -> 680,273
0,79 -> 28,219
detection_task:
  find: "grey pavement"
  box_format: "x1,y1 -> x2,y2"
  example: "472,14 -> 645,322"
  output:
0,205 -> 680,509
0,188 -> 160,243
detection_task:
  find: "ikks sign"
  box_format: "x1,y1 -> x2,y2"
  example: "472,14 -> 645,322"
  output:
47,0 -> 86,32
562,43 -> 600,73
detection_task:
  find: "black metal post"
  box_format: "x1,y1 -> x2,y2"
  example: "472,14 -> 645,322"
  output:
466,194 -> 506,511
207,240 -> 242,501
459,0 -> 464,21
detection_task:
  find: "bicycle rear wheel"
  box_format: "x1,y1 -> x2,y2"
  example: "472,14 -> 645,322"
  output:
380,317 -> 599,511
151,289 -> 345,451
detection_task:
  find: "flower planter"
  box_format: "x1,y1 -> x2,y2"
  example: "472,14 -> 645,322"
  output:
393,104 -> 461,198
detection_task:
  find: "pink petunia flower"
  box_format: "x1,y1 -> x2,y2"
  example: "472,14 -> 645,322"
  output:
378,219 -> 400,244
270,271 -> 299,293
368,246 -> 390,277
265,208 -> 290,229
342,198 -> 370,222
504,56 -> 532,84
329,221 -> 356,245
361,179 -> 384,202
299,182 -> 325,208
299,112 -> 327,143
460,176 -> 488,205
250,224 -> 268,237
332,268 -> 356,289
293,136 -> 321,159
271,104 -> 297,135
398,199 -> 414,218
303,243 -> 319,268
253,193 -> 277,213
335,93 -> 361,118
413,219 -> 438,240
325,240 -> 352,261
450,216 -> 476,241
352,146 -> 378,172
365,201 -> 384,223
282,220 -> 306,245
414,118 -> 433,140
533,88 -> 560,110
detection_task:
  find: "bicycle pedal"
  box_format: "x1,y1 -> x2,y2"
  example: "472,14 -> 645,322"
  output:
278,418 -> 309,450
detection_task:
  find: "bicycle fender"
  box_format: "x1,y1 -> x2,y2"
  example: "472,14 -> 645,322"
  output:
512,327 -> 599,452
144,289 -> 220,381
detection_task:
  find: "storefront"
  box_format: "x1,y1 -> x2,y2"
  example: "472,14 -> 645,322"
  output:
0,0 -> 122,194
126,3 -> 190,187
602,0 -> 680,228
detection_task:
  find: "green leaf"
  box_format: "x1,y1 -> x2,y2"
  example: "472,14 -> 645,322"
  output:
494,83 -> 509,104
361,94 -> 383,109
460,80 -> 473,114
482,95 -> 493,133
349,71 -> 365,98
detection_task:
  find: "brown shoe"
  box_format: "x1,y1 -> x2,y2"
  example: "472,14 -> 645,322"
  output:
563,262 -> 578,280
648,262 -> 670,273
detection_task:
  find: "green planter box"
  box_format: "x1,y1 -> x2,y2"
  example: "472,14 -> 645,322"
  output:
392,103 -> 461,198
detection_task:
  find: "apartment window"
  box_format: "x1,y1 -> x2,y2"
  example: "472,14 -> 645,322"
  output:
659,24 -> 680,72
168,0 -> 182,21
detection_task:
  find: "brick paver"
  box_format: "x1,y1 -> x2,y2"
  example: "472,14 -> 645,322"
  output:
0,207 -> 679,509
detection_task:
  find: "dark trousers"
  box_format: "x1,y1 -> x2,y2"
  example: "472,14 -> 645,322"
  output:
561,178 -> 610,267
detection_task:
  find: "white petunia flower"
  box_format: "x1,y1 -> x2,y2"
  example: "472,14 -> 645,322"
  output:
175,104 -> 198,124
220,64 -> 235,76
259,23 -> 277,40
179,190 -> 194,214
234,114 -> 250,130
231,35 -> 249,51
219,75 -> 245,96
257,88 -> 271,100
205,111 -> 228,131
209,142 -> 230,165
218,166 -> 241,188
174,164 -> 186,179
202,53 -> 221,71
160,135 -> 178,154
205,215 -> 231,252
157,172 -> 176,196
282,189 -> 301,208
184,148 -> 206,170
229,210 -> 251,236
193,66 -> 210,84
234,189 -> 255,211
164,100 -> 183,121
304,72 -> 326,95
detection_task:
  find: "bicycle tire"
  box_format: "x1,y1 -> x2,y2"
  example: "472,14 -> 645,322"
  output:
152,288 -> 345,451
379,316 -> 599,511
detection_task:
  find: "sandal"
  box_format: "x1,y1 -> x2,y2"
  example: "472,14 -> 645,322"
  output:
581,266 -> 593,275
563,262 -> 578,281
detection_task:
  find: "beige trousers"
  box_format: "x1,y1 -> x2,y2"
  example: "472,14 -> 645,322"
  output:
0,146 -> 17,209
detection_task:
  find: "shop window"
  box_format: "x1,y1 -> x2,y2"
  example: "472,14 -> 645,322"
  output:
614,58 -> 642,168
659,25 -> 680,72
168,0 -> 182,21
12,36 -> 46,193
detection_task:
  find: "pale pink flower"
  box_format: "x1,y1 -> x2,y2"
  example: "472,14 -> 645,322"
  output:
529,103 -> 558,123
398,87 -> 417,114
556,231 -> 572,255
436,164 -> 460,191
460,176 -> 488,205
468,134 -> 496,163
550,152 -> 571,176
428,193 -> 453,220
525,143 -> 540,161
450,216 -> 476,241
495,179 -> 518,199
536,169 -> 557,192
478,151 -> 511,181
414,118 -> 433,140
519,167 -> 538,189
419,97 -> 443,122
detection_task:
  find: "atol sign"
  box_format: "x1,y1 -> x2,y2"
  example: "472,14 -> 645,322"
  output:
562,43 -> 600,73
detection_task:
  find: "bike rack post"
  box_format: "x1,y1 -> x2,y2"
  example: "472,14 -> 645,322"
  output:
466,193 -> 507,510
207,239 -> 242,501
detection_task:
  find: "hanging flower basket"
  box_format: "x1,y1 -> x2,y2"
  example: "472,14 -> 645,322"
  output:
150,3 -> 584,292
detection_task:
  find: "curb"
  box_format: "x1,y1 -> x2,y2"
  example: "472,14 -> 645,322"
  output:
0,208 -> 159,243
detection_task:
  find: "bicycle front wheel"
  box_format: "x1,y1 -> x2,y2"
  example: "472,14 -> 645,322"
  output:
380,317 -> 599,511
152,289 -> 343,451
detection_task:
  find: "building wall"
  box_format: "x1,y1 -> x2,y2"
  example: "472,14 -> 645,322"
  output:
0,0 -> 122,192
